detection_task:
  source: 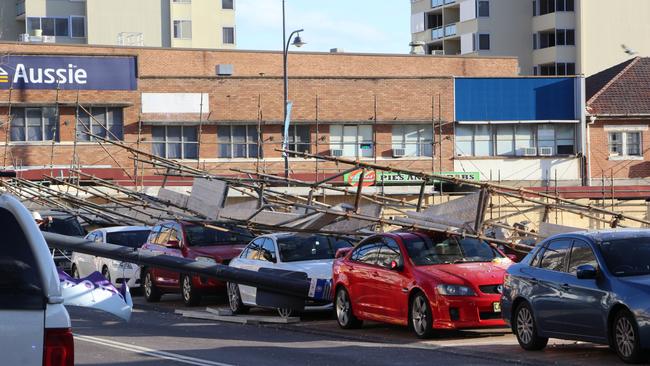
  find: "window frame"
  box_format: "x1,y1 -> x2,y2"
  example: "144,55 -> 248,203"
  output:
222,27 -> 235,44
477,0 -> 490,17
539,239 -> 572,272
329,124 -> 374,158
217,125 -> 261,159
288,124 -> 311,154
391,124 -> 434,157
222,0 -> 234,9
26,16 -> 71,37
608,131 -> 643,157
567,240 -> 599,275
69,16 -> 86,38
151,125 -> 199,160
10,107 -> 58,143
478,33 -> 490,51
173,20 -> 192,39
350,238 -> 383,266
76,107 -> 124,142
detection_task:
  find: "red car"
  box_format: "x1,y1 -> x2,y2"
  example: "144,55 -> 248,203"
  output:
141,220 -> 253,306
332,231 -> 512,338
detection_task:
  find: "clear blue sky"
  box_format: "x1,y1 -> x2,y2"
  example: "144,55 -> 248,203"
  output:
235,0 -> 411,54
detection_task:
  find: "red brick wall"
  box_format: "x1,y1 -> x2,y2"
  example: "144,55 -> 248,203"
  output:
588,119 -> 650,179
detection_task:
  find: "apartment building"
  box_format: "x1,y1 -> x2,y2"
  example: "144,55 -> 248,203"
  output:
1,0 -> 236,49
411,0 -> 650,76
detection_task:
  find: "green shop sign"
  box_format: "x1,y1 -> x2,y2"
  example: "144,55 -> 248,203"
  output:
343,170 -> 480,186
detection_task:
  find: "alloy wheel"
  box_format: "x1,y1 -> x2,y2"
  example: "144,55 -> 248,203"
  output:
517,306 -> 534,345
616,316 -> 636,358
144,273 -> 152,298
227,282 -> 240,311
411,296 -> 428,336
182,276 -> 192,302
336,289 -> 350,326
277,308 -> 293,319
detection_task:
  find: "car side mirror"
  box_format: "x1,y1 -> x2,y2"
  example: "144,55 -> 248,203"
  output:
335,247 -> 353,259
576,264 -> 598,279
166,239 -> 180,248
390,257 -> 404,271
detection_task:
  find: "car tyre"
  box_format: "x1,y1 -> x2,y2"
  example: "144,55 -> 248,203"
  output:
335,287 -> 362,329
277,308 -> 297,319
227,282 -> 249,314
143,269 -> 162,303
410,292 -> 435,339
181,274 -> 202,307
514,302 -> 548,351
613,309 -> 646,363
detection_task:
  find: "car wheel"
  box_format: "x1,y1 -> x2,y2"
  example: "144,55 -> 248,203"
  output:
102,266 -> 112,284
514,302 -> 548,351
277,308 -> 296,319
410,292 -> 434,339
71,265 -> 80,279
613,309 -> 645,363
335,287 -> 362,329
143,270 -> 162,303
227,282 -> 249,314
181,275 -> 202,307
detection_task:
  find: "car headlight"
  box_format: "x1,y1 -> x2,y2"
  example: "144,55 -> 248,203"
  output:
195,256 -> 217,264
436,284 -> 476,296
112,260 -> 133,270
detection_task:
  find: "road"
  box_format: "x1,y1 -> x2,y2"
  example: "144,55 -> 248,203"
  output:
72,295 -> 624,366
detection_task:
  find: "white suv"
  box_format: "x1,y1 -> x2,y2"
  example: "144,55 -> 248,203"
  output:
0,194 -> 73,366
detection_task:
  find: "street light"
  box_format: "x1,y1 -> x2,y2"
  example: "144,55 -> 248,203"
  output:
282,0 -> 305,180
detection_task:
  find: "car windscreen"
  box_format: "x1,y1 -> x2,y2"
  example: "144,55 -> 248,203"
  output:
41,216 -> 85,236
278,235 -> 353,262
185,225 -> 254,247
404,235 -> 502,266
106,230 -> 151,249
599,238 -> 650,277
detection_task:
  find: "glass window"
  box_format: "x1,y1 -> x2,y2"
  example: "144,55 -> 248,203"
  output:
278,235 -> 353,262
351,240 -> 381,265
567,63 -> 576,75
106,230 -> 151,249
478,34 -> 490,50
151,126 -> 198,159
10,107 -> 58,142
537,124 -> 555,153
70,16 -> 86,38
608,131 -> 642,157
556,124 -> 575,154
76,107 -> 123,141
627,132 -> 641,156
184,225 -> 253,247
288,125 -> 311,154
330,124 -> 374,158
599,238 -> 650,277
515,125 -> 534,155
608,132 -> 623,156
496,125 -> 514,156
27,18 -> 41,34
223,27 -> 235,44
404,235 -> 501,266
222,0 -> 234,9
244,239 -> 265,260
455,125 -> 474,156
392,125 -> 433,157
474,124 -> 492,156
377,238 -> 401,268
55,18 -> 69,37
218,125 -> 260,159
41,18 -> 55,36
540,240 -> 571,272
173,20 -> 192,39
556,29 -> 566,46
478,0 -> 490,17
259,238 -> 277,262
568,240 -> 598,274
566,29 -> 575,45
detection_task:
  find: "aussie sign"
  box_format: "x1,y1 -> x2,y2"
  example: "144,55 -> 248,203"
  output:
344,170 -> 480,186
0,55 -> 137,90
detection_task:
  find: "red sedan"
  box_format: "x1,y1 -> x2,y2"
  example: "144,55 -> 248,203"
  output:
332,231 -> 512,338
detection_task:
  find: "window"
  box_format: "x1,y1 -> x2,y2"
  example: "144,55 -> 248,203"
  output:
260,239 -> 277,262
455,123 -> 576,157
76,107 -> 123,141
608,131 -> 642,157
533,0 -> 537,16
532,34 -> 537,50
377,238 -> 401,268
478,34 -> 490,50
538,31 -> 555,49
222,0 -> 234,9
277,235 -> 352,262
173,20 -> 192,39
288,125 -> 311,154
539,63 -> 556,75
70,16 -> 85,38
106,230 -> 151,249
10,107 -> 57,142
330,125 -> 373,158
222,27 -> 235,44
539,0 -> 555,15
352,242 -> 381,265
244,239 -> 265,260
566,29 -> 575,45
568,240 -> 598,274
26,17 -> 69,37
152,126 -> 198,159
540,240 -> 571,272
556,29 -> 575,46
392,125 -> 433,157
218,125 -> 260,159
478,0 -> 490,17
556,0 -> 574,11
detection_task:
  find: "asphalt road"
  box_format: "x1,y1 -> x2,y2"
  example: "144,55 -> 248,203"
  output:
71,294 -> 627,366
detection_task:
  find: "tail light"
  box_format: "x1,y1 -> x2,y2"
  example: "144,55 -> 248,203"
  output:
43,328 -> 74,366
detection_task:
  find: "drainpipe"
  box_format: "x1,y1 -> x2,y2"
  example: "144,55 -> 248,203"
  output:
586,115 -> 597,187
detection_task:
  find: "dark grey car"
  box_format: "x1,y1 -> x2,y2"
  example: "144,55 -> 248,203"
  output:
501,230 -> 650,363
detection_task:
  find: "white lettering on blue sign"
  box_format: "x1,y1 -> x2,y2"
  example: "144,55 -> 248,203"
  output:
13,63 -> 88,85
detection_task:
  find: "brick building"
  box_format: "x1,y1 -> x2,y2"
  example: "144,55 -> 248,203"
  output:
586,57 -> 650,185
0,42 -> 519,189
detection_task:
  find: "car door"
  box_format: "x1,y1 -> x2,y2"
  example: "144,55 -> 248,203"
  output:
347,238 -> 382,316
370,237 -> 408,323
76,231 -> 99,276
531,239 -> 573,335
236,238 -> 268,304
560,239 -> 608,340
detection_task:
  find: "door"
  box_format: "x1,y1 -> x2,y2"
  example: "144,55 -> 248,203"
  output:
236,238 -> 268,304
348,238 -> 382,315
145,224 -> 183,288
531,239 -> 573,335
370,237 -> 408,323
560,240 -> 608,340
76,231 -> 100,276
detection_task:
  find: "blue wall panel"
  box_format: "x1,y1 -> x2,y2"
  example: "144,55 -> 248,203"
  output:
455,78 -> 576,121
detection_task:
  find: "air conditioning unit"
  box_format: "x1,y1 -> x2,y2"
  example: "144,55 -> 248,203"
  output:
331,149 -> 344,157
392,148 -> 406,158
539,147 -> 553,156
522,147 -> 537,156
431,50 -> 445,55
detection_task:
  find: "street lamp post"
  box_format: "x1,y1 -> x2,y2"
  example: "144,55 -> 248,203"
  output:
282,0 -> 305,180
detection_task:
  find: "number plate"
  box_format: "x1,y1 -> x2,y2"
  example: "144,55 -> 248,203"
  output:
493,302 -> 501,313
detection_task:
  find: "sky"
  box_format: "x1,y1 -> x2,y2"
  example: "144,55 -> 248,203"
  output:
235,0 -> 411,54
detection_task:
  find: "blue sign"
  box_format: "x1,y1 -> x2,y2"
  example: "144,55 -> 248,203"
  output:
0,55 -> 137,90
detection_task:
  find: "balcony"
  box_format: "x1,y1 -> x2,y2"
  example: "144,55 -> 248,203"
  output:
444,24 -> 457,37
431,26 -> 444,39
16,1 -> 25,19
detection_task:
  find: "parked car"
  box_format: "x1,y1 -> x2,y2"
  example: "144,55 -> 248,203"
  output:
501,230 -> 650,364
71,226 -> 151,288
140,221 -> 254,306
36,210 -> 86,274
0,194 -> 73,366
333,231 -> 512,338
228,233 -> 354,317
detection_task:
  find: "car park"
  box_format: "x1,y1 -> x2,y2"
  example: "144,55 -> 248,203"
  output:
333,231 -> 511,338
227,232 -> 354,317
0,194 -> 73,366
140,220 -> 254,306
71,226 -> 151,288
501,230 -> 650,364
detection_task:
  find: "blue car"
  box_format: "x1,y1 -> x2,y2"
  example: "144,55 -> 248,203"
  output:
501,230 -> 650,363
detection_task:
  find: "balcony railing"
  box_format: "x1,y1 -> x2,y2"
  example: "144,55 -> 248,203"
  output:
444,24 -> 457,36
16,1 -> 25,17
432,0 -> 455,7
431,27 -> 444,39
